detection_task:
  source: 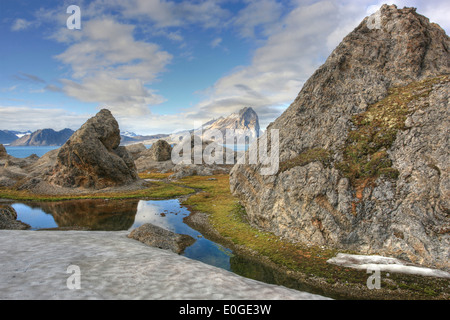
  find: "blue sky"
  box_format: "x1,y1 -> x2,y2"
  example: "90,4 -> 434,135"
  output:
1,0 -> 449,135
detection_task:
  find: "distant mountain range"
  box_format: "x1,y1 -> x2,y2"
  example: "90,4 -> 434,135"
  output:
9,129 -> 75,146
0,130 -> 32,144
1,107 -> 260,147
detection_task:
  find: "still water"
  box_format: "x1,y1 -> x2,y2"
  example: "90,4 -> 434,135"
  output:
4,146 -> 60,158
10,198 -> 333,298
12,199 -> 233,270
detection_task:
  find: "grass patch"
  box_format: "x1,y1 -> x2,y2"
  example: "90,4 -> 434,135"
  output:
279,148 -> 333,173
138,171 -> 173,180
0,181 -> 194,202
336,75 -> 449,188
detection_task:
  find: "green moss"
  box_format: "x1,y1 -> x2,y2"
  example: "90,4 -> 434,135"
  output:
138,171 -> 174,180
0,181 -> 194,202
336,75 -> 449,187
279,148 -> 333,173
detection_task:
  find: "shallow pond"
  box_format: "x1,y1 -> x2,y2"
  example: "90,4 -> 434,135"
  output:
12,199 -> 233,270
10,198 -> 335,298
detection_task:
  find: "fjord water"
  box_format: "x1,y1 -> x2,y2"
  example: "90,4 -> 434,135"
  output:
5,146 -> 60,158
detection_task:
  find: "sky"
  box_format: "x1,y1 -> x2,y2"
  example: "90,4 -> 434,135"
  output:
1,0 -> 449,135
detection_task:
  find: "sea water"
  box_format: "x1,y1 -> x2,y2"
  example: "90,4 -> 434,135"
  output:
4,146 -> 60,158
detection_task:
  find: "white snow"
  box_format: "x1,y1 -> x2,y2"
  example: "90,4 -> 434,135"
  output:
327,253 -> 450,279
0,230 -> 331,300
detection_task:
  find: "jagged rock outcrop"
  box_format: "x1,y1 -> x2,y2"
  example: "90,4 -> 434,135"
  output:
230,5 -> 450,270
46,109 -> 139,189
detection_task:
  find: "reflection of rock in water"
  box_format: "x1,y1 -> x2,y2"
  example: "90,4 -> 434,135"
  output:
230,254 -> 339,299
27,199 -> 139,230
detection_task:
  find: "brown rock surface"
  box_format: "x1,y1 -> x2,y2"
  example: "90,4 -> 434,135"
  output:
230,5 -> 450,270
140,139 -> 172,162
128,223 -> 195,254
0,205 -> 30,230
46,109 -> 139,189
0,144 -> 7,158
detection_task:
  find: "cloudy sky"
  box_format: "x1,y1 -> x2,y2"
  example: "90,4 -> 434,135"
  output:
1,0 -> 449,135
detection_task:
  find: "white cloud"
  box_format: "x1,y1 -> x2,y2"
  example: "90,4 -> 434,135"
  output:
13,72 -> 46,84
11,18 -> 33,31
185,0 -> 450,130
210,37 -> 222,48
60,76 -> 165,116
13,0 -> 449,135
54,18 -> 172,116
232,0 -> 284,39
0,106 -> 89,132
112,0 -> 231,29
189,1 -> 351,129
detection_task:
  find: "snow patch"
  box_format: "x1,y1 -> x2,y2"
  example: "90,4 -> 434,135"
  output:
327,253 -> 450,279
0,230 -> 331,300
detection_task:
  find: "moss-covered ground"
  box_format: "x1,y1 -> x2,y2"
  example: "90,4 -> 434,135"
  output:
174,174 -> 450,300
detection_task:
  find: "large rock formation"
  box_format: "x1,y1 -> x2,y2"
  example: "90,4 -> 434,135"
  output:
230,5 -> 450,270
46,109 -> 139,189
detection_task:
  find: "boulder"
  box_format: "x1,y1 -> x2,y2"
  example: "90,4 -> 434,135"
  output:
140,140 -> 172,162
230,5 -> 450,270
128,223 -> 195,254
166,134 -> 236,179
46,109 -> 139,189
0,205 -> 30,230
0,144 -> 7,158
125,143 -> 147,160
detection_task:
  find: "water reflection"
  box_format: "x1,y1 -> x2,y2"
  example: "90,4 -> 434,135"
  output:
11,198 -> 334,298
17,199 -> 138,231
12,199 -> 233,270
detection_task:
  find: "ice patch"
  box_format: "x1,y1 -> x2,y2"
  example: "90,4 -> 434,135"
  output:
327,253 -> 450,279
0,230 -> 331,300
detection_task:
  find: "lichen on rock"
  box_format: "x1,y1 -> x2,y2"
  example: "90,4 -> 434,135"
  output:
230,5 -> 450,270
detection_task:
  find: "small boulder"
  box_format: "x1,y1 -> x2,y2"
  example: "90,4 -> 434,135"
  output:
0,205 -> 30,230
0,144 -> 7,158
141,140 -> 172,162
128,223 -> 195,254
125,143 -> 147,160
